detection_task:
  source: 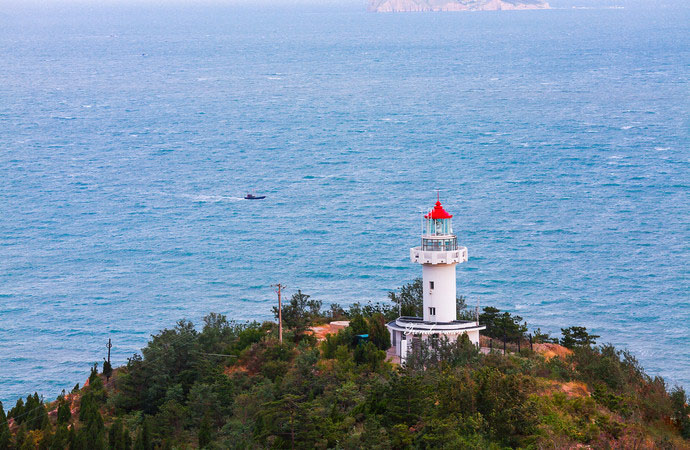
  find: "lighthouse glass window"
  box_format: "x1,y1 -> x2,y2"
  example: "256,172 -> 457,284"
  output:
435,219 -> 444,235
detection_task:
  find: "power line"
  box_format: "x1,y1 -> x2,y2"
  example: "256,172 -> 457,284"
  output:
1,325 -> 198,428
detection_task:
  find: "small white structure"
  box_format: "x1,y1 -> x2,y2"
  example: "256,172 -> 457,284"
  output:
387,197 -> 485,362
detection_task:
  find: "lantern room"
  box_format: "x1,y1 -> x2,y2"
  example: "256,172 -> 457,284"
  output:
422,201 -> 458,252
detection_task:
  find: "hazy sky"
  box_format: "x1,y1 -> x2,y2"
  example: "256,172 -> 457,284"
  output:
3,0 -> 687,6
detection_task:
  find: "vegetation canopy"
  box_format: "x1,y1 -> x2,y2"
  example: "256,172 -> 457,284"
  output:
1,281 -> 688,449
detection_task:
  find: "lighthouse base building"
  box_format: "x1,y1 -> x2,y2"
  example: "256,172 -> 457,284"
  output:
387,198 -> 485,362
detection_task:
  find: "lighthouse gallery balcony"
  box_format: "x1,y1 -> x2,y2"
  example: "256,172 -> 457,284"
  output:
410,246 -> 468,264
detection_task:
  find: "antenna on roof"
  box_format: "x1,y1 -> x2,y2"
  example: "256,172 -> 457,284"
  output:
435,188 -> 441,202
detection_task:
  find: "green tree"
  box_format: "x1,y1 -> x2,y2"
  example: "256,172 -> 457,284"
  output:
12,393 -> 48,431
354,341 -> 386,371
388,278 -> 423,317
123,427 -> 132,450
133,418 -> 151,450
258,394 -> 305,448
349,314 -> 368,336
8,397 -> 24,423
67,425 -> 76,449
670,387 -> 690,439
115,320 -> 199,414
198,312 -> 235,354
198,411 -> 213,448
103,360 -> 113,382
108,419 -> 129,450
456,295 -> 469,320
325,303 -> 347,321
272,290 -> 322,340
560,326 -> 599,349
479,307 -> 527,342
0,401 -> 11,450
52,424 -> 70,450
388,278 -> 466,319
386,372 -> 429,427
78,391 -> 106,449
57,397 -> 72,424
532,328 -> 558,344
89,363 -> 99,384
14,424 -> 31,450
368,313 -> 391,351
475,367 -> 537,446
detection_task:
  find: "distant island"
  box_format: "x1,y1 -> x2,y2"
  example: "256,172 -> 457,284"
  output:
368,0 -> 550,12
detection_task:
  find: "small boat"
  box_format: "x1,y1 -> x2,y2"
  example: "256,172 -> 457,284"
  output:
244,193 -> 266,200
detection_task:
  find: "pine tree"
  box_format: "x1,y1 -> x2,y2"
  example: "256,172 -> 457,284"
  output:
107,423 -> 131,450
387,278 -> 424,317
38,422 -> 54,450
386,373 -> 428,427
14,424 -> 27,450
368,313 -> 391,350
78,392 -> 106,450
123,427 -> 132,450
133,418 -> 151,450
198,412 -> 212,448
52,425 -> 70,450
57,399 -> 72,424
559,326 -> 599,349
18,428 -> 36,450
71,427 -> 88,450
272,290 -> 322,340
103,360 -> 113,382
27,393 -> 48,431
108,419 -> 125,450
89,363 -> 99,385
0,401 -> 11,450
349,314 -> 368,336
67,424 -> 76,449
8,397 -> 25,424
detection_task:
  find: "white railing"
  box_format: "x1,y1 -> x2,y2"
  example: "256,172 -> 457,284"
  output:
410,246 -> 468,264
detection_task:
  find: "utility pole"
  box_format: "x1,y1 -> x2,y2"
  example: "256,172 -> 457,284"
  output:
103,338 -> 114,381
475,297 -> 480,324
272,284 -> 285,343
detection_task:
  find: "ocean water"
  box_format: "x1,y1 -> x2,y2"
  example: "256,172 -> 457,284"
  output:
1,2 -> 688,404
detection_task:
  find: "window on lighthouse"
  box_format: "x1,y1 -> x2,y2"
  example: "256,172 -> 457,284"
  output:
429,281 -> 434,290
429,307 -> 436,317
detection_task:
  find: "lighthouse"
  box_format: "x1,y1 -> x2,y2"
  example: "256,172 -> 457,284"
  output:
387,197 -> 485,362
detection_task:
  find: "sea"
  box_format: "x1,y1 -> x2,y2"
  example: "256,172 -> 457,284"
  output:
0,1 -> 688,405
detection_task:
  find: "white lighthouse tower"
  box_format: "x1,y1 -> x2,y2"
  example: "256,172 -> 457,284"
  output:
387,197 -> 485,362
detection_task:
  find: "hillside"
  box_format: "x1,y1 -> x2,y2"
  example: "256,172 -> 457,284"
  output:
1,283 -> 689,449
368,0 -> 550,12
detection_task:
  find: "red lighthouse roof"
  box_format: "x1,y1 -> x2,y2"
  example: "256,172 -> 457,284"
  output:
425,200 -> 453,219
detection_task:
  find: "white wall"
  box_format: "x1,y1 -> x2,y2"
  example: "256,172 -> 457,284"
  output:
422,263 -> 457,322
